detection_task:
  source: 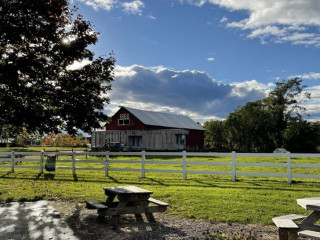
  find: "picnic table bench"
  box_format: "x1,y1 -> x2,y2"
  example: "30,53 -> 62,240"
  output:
86,185 -> 168,223
273,197 -> 320,240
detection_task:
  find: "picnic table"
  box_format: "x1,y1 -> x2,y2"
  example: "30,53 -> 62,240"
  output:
86,186 -> 168,223
273,197 -> 320,240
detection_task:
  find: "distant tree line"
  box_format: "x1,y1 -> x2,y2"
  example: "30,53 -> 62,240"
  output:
204,78 -> 320,153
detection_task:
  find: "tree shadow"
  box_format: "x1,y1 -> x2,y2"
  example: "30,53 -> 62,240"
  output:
66,205 -> 187,240
0,201 -> 74,239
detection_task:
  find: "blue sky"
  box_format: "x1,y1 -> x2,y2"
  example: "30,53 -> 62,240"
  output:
71,0 -> 320,123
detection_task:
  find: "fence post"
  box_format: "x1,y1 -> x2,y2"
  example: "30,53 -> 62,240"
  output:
141,150 -> 146,178
232,151 -> 236,182
39,150 -> 44,174
11,151 -> 14,172
105,151 -> 109,177
286,151 -> 292,184
183,151 -> 187,180
72,152 -> 76,176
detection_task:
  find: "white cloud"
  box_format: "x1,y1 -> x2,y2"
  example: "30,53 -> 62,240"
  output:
105,65 -> 320,122
207,57 -> 215,62
197,0 -> 320,47
77,0 -> 116,11
122,0 -> 145,15
147,15 -> 156,20
66,59 -> 92,71
220,16 -> 228,23
291,72 -> 320,80
230,80 -> 273,98
110,65 -> 270,122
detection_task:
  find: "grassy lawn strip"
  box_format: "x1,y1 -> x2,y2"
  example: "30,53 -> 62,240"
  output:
0,148 -> 320,225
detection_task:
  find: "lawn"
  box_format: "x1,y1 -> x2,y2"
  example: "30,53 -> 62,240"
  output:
1,147 -> 320,225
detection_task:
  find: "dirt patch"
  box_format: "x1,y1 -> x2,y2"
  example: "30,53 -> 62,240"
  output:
50,200 -> 279,240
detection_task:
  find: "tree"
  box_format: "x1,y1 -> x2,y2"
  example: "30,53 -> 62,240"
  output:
263,77 -> 310,147
0,0 -> 115,135
41,133 -> 88,147
204,78 -> 313,152
203,120 -> 227,151
283,118 -> 320,153
224,101 -> 275,152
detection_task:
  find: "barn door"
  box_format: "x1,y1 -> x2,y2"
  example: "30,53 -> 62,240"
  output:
128,136 -> 142,149
175,134 -> 186,150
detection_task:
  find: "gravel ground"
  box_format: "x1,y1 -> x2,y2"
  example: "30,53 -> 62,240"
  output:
50,200 -> 280,240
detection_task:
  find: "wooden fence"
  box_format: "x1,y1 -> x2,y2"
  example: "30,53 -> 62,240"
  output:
0,151 -> 320,183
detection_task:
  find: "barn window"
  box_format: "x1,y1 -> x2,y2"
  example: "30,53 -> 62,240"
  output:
118,119 -> 130,125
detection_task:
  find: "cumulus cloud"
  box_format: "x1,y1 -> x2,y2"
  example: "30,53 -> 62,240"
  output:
291,72 -> 320,80
207,57 -> 215,62
109,65 -> 271,122
230,80 -> 274,98
77,0 -> 116,11
122,0 -> 145,15
199,0 -> 320,47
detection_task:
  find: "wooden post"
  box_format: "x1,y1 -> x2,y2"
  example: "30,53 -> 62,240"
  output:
105,151 -> 109,177
232,151 -> 236,182
182,151 -> 187,180
287,151 -> 292,184
39,150 -> 44,174
72,152 -> 76,176
11,151 -> 14,172
141,150 -> 146,178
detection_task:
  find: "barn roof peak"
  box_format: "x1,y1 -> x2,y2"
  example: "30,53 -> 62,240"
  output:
118,106 -> 204,131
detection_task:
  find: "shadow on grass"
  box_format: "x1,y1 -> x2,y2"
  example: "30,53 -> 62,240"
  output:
144,177 -> 168,186
73,175 -> 78,181
0,171 -> 13,178
1,171 -> 320,193
44,173 -> 55,180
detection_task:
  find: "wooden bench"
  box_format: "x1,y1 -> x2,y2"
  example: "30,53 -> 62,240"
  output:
85,200 -> 108,210
299,230 -> 320,240
148,198 -> 169,206
272,214 -> 306,240
85,200 -> 108,221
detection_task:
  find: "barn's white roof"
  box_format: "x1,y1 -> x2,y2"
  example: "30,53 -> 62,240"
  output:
121,106 -> 204,131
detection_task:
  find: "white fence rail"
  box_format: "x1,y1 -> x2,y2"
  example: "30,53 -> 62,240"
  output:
0,151 -> 320,183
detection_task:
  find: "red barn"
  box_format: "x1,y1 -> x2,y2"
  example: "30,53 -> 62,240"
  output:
91,106 -> 204,151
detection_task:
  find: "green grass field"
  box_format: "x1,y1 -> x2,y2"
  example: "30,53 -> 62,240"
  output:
1,147 -> 320,225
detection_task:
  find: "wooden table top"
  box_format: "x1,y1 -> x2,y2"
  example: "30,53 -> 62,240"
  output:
103,186 -> 153,195
297,197 -> 320,211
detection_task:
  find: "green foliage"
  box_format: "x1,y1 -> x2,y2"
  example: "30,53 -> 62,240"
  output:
0,0 -> 115,135
283,118 -> 320,152
204,120 -> 227,151
224,101 -> 275,152
11,128 -> 30,147
41,133 -> 88,147
204,78 -> 319,152
263,77 -> 311,147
